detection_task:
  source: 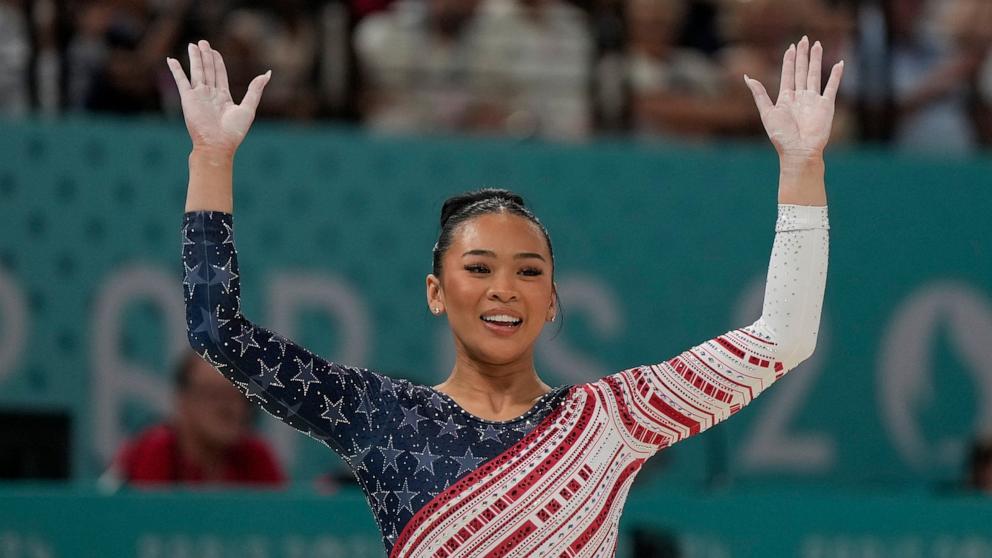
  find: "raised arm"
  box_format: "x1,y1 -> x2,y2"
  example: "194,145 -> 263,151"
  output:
171,42 -> 398,464
598,37 -> 841,453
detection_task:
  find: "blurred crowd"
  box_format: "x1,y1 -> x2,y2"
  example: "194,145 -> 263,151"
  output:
3,0 -> 992,153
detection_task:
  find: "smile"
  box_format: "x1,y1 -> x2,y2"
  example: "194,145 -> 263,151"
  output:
480,313 -> 523,335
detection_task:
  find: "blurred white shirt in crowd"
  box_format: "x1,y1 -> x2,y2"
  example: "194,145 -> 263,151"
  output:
0,2 -> 30,116
355,0 -> 484,134
471,0 -> 593,140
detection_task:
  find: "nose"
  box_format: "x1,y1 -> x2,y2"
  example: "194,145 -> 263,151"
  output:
487,270 -> 518,303
488,289 -> 517,303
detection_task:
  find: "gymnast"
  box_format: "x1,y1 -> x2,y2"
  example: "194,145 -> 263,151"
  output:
170,35 -> 841,556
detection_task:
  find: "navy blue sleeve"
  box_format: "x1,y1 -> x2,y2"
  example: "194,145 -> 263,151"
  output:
182,210 -> 400,464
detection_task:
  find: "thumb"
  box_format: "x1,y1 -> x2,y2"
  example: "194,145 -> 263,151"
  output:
240,70 -> 271,113
745,74 -> 774,117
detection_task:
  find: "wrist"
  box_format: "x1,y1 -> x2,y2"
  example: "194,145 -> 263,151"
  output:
778,150 -> 824,170
778,153 -> 826,206
190,146 -> 235,165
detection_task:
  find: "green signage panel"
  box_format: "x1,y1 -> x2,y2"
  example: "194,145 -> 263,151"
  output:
0,117 -> 989,490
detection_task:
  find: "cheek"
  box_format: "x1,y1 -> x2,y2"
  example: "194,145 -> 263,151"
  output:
444,279 -> 484,312
521,284 -> 554,327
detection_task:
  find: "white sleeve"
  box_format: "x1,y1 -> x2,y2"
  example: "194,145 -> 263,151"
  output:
597,204 -> 830,451
747,204 -> 830,371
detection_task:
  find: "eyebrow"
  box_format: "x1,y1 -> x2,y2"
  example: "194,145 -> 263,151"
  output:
462,249 -> 547,262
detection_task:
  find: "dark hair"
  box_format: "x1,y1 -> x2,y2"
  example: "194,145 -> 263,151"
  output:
173,350 -> 202,392
432,188 -> 555,277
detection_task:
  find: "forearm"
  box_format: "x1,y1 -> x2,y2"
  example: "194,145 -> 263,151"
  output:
748,203 -> 829,370
778,154 -> 826,206
185,148 -> 234,213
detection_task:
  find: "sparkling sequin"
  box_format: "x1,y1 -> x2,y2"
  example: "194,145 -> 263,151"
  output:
182,204 -> 829,556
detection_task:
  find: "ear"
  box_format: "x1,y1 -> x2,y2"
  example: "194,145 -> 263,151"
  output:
546,283 -> 558,322
426,273 -> 445,315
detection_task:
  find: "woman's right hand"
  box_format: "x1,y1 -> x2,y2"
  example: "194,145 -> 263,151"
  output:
167,40 -> 270,158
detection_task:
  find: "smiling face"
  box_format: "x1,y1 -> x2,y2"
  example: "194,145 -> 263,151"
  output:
427,211 -> 556,368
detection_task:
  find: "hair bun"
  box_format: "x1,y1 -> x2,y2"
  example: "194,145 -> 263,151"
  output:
439,188 -> 525,229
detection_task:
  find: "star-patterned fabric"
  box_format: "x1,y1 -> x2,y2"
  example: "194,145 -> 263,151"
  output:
183,204 -> 829,557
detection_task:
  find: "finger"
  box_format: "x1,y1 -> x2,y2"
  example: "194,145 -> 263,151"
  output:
187,43 -> 203,88
823,60 -> 845,102
166,57 -> 191,93
778,43 -> 796,101
198,40 -> 215,88
795,35 -> 809,92
212,49 -> 230,92
745,74 -> 774,116
240,70 -> 271,112
808,40 -> 822,93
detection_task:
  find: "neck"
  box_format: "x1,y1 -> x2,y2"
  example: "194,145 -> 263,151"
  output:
435,347 -> 551,420
175,424 -> 226,477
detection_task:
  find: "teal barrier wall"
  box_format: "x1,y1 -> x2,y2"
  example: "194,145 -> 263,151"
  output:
0,487 -> 989,558
0,117 -> 990,489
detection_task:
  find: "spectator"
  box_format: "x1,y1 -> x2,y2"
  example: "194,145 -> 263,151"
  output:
107,351 -> 285,487
0,0 -> 30,116
850,0 -> 981,153
354,0 -> 486,134
716,0 -> 809,138
472,0 -> 594,140
66,0 -> 191,114
945,0 -> 992,146
254,2 -> 321,120
966,436 -> 992,494
617,0 -> 727,139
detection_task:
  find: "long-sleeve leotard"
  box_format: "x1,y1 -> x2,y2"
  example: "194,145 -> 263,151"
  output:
182,203 -> 828,556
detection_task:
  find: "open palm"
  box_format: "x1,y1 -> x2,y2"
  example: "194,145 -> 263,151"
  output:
166,41 -> 270,156
745,36 -> 844,159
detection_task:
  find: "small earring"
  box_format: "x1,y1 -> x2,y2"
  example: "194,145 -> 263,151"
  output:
550,314 -> 556,322
432,307 -> 440,315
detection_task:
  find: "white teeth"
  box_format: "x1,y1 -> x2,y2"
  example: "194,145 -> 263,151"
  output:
482,314 -> 522,325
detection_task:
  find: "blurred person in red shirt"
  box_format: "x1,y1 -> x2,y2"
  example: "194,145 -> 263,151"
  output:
110,351 -> 285,487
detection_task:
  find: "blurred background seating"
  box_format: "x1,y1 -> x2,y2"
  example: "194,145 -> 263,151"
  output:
0,0 -> 990,151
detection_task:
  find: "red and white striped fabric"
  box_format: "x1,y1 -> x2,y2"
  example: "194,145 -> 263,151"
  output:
392,327 -> 792,557
390,204 -> 829,557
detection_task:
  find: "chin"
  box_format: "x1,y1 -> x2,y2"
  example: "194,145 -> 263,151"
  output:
207,428 -> 244,447
467,339 -> 532,366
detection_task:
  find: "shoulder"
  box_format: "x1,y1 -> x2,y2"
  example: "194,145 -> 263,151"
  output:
573,369 -> 643,408
115,424 -> 177,480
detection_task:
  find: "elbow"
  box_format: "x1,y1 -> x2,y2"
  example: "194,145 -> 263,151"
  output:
185,301 -> 226,357
186,326 -> 205,355
186,322 -> 211,358
780,335 -> 818,371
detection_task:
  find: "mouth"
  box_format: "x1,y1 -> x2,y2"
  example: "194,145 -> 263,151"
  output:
480,313 -> 524,334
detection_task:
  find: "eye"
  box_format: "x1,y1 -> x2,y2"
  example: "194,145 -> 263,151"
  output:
464,264 -> 490,274
519,267 -> 543,277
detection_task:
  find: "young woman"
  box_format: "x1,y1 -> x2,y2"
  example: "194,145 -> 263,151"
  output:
171,36 -> 841,557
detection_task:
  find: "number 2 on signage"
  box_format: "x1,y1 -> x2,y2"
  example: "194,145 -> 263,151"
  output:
734,276 -> 836,473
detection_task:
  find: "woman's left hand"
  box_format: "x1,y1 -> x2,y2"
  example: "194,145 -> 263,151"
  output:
744,36 -> 844,161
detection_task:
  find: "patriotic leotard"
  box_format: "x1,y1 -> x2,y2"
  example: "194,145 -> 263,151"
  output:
182,204 -> 829,557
